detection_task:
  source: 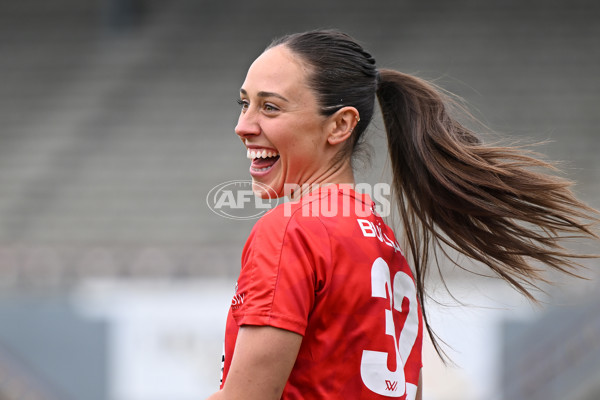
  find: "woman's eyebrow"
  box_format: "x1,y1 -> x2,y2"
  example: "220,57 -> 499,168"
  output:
240,88 -> 289,103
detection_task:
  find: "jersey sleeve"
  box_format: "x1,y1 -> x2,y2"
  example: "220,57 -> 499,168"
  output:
231,209 -> 331,336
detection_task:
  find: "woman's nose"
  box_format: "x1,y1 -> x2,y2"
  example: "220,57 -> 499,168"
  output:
235,110 -> 261,139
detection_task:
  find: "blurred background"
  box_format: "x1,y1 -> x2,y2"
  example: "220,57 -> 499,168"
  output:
1,0 -> 599,399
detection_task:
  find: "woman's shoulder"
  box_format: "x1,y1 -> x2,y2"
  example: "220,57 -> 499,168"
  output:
243,193 -> 334,264
253,197 -> 322,236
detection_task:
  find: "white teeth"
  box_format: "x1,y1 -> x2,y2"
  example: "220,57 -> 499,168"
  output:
251,166 -> 272,172
245,149 -> 280,159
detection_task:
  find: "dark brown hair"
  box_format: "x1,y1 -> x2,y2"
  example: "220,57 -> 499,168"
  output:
270,29 -> 599,358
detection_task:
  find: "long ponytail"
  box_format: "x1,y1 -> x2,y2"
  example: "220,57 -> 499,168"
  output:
271,29 -> 599,360
376,68 -> 599,358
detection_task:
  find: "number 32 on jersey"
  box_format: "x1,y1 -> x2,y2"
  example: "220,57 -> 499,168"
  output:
360,258 -> 419,399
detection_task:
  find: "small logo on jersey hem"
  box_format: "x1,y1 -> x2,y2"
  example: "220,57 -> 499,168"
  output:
385,380 -> 398,391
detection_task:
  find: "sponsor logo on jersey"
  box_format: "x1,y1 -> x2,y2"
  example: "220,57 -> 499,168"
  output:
231,282 -> 246,310
231,292 -> 245,309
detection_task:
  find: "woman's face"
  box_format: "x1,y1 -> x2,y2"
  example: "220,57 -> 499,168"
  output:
235,45 -> 336,198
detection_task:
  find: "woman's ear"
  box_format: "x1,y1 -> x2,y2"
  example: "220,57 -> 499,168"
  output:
327,107 -> 360,146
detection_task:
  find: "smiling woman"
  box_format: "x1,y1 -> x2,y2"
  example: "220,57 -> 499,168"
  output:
235,45 -> 355,198
206,30 -> 599,400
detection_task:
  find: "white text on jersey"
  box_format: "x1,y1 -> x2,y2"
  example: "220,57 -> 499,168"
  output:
357,219 -> 402,253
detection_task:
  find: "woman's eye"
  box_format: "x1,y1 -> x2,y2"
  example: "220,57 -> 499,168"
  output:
263,103 -> 279,113
237,99 -> 249,111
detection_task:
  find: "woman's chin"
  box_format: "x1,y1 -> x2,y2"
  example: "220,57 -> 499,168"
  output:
251,179 -> 281,199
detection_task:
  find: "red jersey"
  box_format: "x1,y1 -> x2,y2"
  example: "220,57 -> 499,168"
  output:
221,186 -> 423,399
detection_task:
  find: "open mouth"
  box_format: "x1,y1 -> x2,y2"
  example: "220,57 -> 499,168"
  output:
247,149 -> 280,172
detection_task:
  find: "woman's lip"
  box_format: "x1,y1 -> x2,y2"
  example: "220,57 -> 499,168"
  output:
249,157 -> 280,178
